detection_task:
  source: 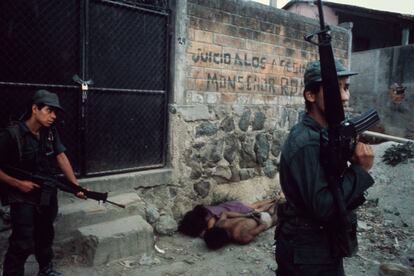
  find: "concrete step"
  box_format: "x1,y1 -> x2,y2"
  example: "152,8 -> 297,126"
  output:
60,168 -> 172,200
69,215 -> 154,266
55,192 -> 145,242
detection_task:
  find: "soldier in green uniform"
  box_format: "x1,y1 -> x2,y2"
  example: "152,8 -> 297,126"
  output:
275,60 -> 375,276
0,90 -> 84,276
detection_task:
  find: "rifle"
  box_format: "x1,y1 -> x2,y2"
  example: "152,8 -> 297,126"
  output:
304,0 -> 380,257
3,166 -> 125,208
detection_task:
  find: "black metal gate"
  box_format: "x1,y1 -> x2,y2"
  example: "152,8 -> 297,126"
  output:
0,0 -> 170,176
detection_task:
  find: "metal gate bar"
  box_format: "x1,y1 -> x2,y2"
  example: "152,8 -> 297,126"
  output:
0,0 -> 170,176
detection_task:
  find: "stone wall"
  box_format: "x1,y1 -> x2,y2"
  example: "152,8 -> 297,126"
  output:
169,0 -> 350,206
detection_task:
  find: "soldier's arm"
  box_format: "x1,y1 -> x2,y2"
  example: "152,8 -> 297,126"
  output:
56,152 -> 78,185
0,169 -> 40,193
289,145 -> 374,222
56,152 -> 86,199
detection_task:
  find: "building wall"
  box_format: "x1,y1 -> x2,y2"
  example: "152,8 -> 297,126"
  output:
351,45 -> 414,139
284,2 -> 414,52
284,3 -> 338,26
168,0 -> 350,206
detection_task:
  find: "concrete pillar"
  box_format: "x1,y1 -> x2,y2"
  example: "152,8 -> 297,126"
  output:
170,0 -> 188,105
402,27 -> 410,46
338,22 -> 354,70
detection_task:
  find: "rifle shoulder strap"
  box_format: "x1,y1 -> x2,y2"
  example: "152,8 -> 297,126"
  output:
6,124 -> 24,163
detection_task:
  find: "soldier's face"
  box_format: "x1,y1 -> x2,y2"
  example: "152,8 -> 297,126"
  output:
33,105 -> 57,127
315,77 -> 350,113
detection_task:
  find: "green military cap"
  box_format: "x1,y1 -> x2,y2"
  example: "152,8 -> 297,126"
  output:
304,60 -> 358,87
32,89 -> 64,111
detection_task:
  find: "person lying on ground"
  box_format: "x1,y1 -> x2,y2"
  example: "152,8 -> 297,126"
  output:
178,198 -> 276,238
203,202 -> 279,250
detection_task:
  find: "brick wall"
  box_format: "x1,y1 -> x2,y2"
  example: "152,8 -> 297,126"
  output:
184,0 -> 349,106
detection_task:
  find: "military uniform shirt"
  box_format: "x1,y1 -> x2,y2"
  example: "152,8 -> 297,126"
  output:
0,121 -> 66,205
279,113 -> 374,222
276,113 -> 375,267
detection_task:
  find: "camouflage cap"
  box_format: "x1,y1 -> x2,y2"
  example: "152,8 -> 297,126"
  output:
304,60 -> 358,87
32,89 -> 64,111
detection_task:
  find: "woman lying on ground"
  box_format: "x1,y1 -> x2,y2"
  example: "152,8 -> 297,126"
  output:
177,198 -> 277,238
203,204 -> 279,249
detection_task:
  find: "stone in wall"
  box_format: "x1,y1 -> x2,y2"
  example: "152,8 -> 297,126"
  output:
239,168 -> 257,181
194,180 -> 211,198
229,165 -> 241,182
192,141 -> 205,150
189,161 -> 202,179
252,111 -> 266,130
255,133 -> 270,165
239,133 -> 257,168
196,122 -> 218,137
271,129 -> 287,157
263,159 -> 277,178
220,116 -> 235,132
224,133 -> 239,163
239,110 -> 251,131
205,139 -> 224,163
212,159 -> 232,184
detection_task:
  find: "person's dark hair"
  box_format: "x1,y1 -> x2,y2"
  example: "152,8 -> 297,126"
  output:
204,226 -> 230,250
303,81 -> 321,112
178,205 -> 208,237
21,102 -> 47,121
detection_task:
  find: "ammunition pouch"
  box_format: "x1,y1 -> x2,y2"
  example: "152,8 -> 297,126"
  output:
329,213 -> 358,257
274,201 -> 303,240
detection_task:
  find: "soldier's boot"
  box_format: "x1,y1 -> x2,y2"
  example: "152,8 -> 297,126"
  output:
37,263 -> 62,276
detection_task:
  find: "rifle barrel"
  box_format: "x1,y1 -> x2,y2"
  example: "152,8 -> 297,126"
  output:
105,200 -> 126,209
317,0 -> 326,29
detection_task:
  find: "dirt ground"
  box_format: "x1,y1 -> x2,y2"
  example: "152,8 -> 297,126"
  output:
2,142 -> 414,276
52,141 -> 414,276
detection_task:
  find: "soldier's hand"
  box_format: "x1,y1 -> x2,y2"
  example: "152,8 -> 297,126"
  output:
75,191 -> 87,200
18,180 -> 40,193
351,142 -> 374,172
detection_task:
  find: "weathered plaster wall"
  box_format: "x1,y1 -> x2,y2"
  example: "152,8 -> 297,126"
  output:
169,0 -> 350,208
351,45 -> 414,139
284,3 -> 339,26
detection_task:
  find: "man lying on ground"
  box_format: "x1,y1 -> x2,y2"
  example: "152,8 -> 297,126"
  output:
178,198 -> 276,238
203,201 -> 279,249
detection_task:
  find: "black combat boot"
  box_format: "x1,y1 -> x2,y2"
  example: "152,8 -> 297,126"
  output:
37,263 -> 62,276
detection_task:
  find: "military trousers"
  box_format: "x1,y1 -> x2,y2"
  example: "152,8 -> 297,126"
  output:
275,222 -> 345,276
2,196 -> 58,276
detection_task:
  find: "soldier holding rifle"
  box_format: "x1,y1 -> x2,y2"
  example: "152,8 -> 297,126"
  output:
0,90 -> 85,276
274,1 -> 380,274
274,59 -> 375,276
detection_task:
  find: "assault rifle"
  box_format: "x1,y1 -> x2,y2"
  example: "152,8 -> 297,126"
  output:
304,0 -> 380,257
3,166 -> 125,208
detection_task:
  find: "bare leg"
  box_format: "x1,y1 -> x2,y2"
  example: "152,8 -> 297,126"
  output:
248,198 -> 276,212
